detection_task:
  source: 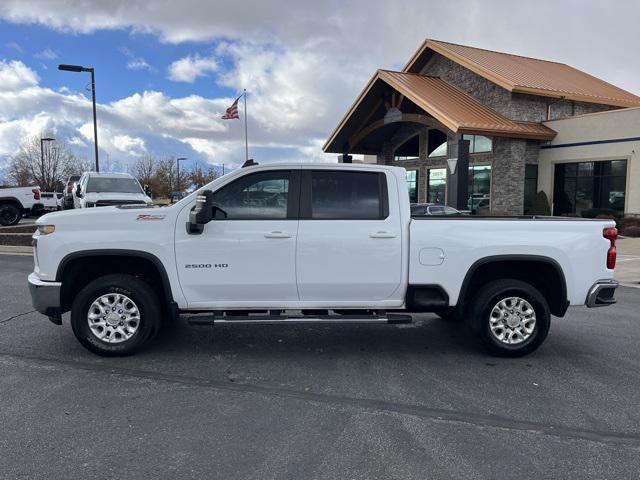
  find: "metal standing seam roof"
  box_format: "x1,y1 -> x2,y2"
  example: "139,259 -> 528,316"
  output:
405,39 -> 640,108
378,70 -> 556,139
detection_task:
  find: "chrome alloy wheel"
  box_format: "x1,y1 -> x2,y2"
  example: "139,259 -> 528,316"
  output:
489,296 -> 536,345
87,293 -> 140,344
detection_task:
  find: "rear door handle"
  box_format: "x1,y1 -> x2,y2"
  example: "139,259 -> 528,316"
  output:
264,231 -> 291,239
369,231 -> 397,239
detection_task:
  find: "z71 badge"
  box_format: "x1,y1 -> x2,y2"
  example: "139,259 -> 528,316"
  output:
136,214 -> 166,221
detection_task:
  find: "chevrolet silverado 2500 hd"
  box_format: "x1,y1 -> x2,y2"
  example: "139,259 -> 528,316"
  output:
28,163 -> 619,357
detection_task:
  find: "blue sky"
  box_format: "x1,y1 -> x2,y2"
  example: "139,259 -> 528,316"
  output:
0,21 -> 238,101
0,0 -> 639,181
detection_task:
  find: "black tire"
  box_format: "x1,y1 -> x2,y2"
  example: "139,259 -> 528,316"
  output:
469,279 -> 550,357
0,203 -> 21,226
71,274 -> 162,356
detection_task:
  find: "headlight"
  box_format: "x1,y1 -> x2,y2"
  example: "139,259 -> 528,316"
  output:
37,225 -> 55,235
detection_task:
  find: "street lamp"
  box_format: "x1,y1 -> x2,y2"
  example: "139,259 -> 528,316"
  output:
58,64 -> 99,172
40,137 -> 55,190
176,157 -> 187,194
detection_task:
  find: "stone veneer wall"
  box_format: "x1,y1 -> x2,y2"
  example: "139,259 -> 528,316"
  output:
374,53 -> 619,213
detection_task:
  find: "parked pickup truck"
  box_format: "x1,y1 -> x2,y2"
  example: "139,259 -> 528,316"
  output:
0,186 -> 43,226
28,163 -> 619,357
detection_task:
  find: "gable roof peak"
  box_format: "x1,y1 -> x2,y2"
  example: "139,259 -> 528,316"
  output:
403,38 -> 640,108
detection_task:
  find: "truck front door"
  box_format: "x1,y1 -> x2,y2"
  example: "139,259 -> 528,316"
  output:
175,169 -> 300,308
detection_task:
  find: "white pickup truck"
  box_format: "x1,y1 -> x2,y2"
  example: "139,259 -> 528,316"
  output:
28,163 -> 619,357
0,186 -> 43,226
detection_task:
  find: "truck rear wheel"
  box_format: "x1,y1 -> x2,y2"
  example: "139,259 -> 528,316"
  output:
469,279 -> 550,357
70,274 -> 162,356
0,203 -> 21,226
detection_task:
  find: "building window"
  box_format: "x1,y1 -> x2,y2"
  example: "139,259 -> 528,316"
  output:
427,168 -> 447,205
553,160 -> 627,216
406,170 -> 419,203
463,134 -> 493,153
428,130 -> 448,158
523,165 -> 539,214
468,165 -> 492,211
394,135 -> 419,161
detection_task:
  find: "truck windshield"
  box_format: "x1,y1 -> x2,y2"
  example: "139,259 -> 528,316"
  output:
86,178 -> 143,194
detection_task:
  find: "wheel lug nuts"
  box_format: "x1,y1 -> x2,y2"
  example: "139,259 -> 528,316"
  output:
118,310 -> 123,314
121,315 -> 126,320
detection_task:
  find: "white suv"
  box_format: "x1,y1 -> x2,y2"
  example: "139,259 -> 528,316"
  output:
73,172 -> 152,208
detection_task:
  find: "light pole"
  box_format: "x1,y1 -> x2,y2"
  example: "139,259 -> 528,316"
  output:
176,157 -> 187,194
40,137 -> 55,190
58,64 -> 99,172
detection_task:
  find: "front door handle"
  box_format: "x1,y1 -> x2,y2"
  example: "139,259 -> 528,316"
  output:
264,231 -> 291,239
369,231 -> 397,239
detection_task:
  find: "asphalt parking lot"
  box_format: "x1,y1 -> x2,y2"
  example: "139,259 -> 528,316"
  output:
1,254 -> 639,480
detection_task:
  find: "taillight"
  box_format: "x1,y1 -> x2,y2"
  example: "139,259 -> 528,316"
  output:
603,227 -> 618,269
32,188 -> 40,200
66,182 -> 73,193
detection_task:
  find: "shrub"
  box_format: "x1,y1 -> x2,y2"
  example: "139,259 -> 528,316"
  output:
581,208 -> 621,219
526,191 -> 551,216
620,225 -> 640,237
618,217 -> 640,229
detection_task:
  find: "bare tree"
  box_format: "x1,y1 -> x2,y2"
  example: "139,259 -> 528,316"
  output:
189,163 -> 218,189
132,154 -> 156,186
8,136 -> 90,191
153,157 -> 177,199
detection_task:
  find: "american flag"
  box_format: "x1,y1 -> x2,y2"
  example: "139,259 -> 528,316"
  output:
221,97 -> 240,120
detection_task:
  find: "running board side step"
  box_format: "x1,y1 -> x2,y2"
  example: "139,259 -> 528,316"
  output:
187,314 -> 412,326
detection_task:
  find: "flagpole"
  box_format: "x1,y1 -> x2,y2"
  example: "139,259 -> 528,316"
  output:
243,89 -> 249,162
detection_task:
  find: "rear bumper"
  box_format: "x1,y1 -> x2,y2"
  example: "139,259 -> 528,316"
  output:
28,272 -> 62,319
585,279 -> 618,308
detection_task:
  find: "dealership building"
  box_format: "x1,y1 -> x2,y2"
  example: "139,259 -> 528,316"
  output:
324,39 -> 640,216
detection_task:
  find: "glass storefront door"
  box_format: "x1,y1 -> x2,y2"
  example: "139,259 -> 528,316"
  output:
427,168 -> 446,205
468,165 -> 492,211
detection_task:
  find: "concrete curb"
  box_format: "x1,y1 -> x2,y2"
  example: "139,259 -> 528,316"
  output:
0,245 -> 32,255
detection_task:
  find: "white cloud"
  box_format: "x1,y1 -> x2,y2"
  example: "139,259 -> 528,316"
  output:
127,58 -> 152,71
34,48 -> 57,59
5,41 -> 23,53
0,60 -> 39,91
168,54 -> 218,83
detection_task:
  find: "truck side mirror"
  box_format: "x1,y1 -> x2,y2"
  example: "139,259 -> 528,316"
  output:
75,186 -> 82,198
187,190 -> 214,234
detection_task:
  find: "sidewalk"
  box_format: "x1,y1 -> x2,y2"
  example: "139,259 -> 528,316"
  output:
616,237 -> 640,288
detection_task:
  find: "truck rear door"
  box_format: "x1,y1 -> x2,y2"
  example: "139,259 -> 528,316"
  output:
295,168 -> 403,305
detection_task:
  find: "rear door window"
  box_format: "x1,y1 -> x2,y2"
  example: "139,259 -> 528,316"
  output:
305,171 -> 388,220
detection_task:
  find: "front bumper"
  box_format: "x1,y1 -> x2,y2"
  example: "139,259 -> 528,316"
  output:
585,279 -> 618,308
28,272 -> 62,323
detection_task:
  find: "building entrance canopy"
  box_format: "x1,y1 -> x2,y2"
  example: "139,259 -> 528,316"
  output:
324,69 -> 556,155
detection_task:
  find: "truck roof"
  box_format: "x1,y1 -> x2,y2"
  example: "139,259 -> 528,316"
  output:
82,172 -> 136,179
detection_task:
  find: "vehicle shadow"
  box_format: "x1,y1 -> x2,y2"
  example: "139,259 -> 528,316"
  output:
146,314 -> 485,360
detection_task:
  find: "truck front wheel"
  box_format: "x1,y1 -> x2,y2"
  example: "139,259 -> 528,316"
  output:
469,279 -> 550,357
70,274 -> 162,356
